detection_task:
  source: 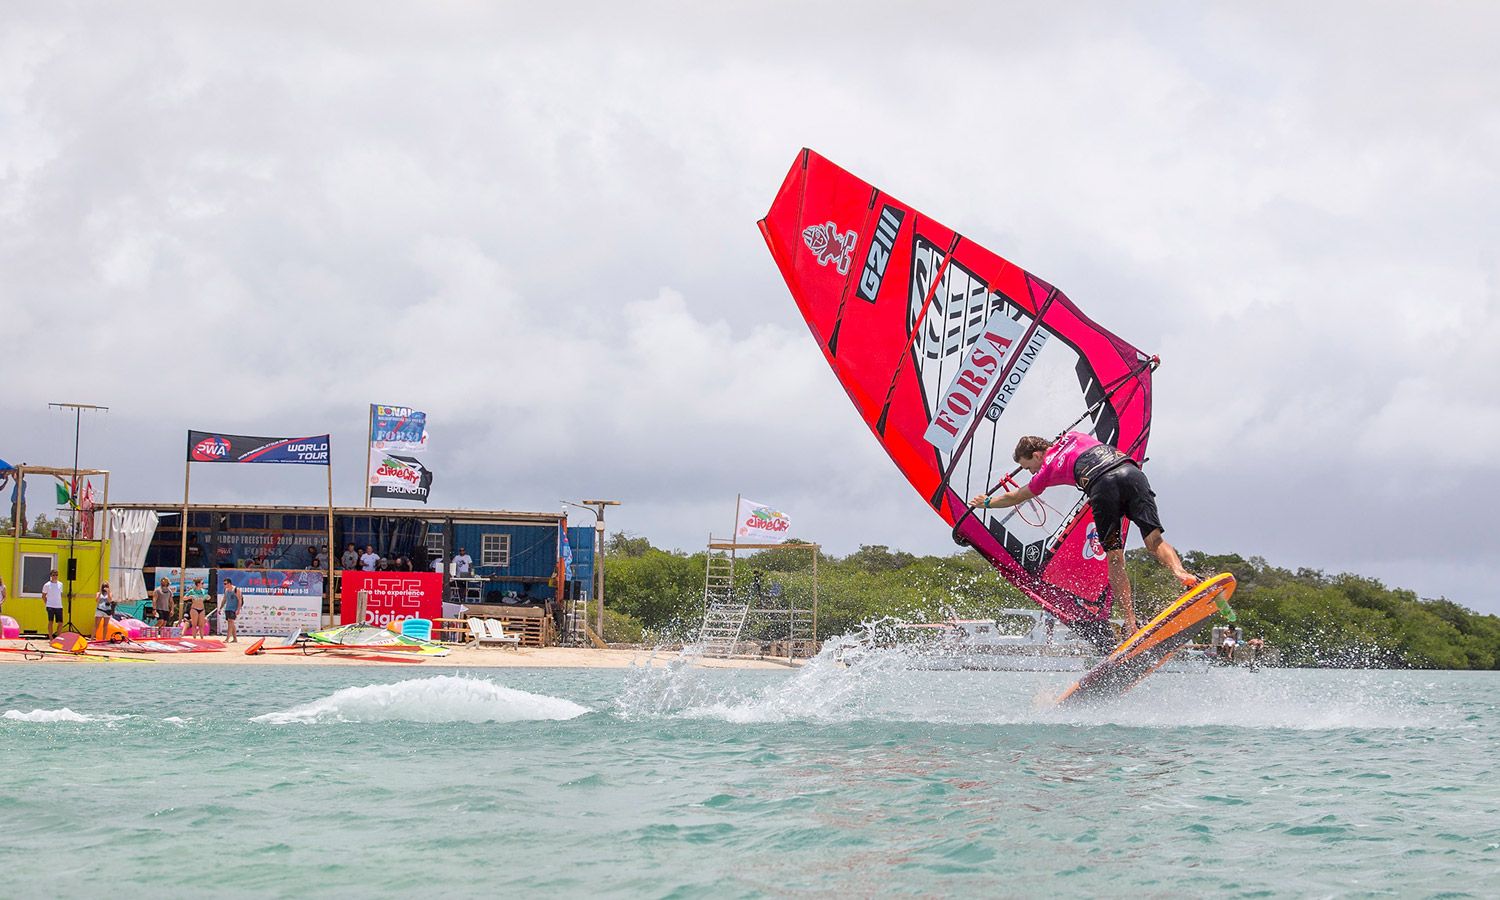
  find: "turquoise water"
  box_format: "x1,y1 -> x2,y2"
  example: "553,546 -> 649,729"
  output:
2,650 -> 1496,899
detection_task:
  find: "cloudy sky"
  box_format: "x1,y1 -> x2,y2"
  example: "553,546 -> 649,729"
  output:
2,2 -> 1497,613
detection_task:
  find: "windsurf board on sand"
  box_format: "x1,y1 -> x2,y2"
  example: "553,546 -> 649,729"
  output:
1055,572 -> 1237,706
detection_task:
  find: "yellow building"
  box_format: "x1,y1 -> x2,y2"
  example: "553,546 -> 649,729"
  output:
3,464 -> 111,636
1,535 -> 109,635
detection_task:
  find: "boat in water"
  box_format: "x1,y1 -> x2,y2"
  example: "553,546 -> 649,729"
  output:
887,609 -> 1211,673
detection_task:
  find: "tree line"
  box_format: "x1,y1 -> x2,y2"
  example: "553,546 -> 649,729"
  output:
592,533 -> 1500,669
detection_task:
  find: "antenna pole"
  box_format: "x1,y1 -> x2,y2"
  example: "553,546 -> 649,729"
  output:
48,402 -> 107,636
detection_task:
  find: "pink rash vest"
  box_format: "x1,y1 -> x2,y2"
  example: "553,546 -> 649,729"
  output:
1023,431 -> 1102,496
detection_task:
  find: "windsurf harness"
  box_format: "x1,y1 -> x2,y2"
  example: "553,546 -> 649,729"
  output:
758,149 -> 1156,623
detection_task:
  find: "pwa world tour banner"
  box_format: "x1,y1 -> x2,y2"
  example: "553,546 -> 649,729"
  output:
368,449 -> 433,503
188,431 -> 331,465
735,497 -> 792,543
339,571 -> 442,626
370,404 -> 429,452
218,569 -> 324,637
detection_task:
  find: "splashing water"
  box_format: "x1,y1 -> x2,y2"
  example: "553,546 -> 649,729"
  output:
253,674 -> 589,724
3,707 -> 104,723
616,628 -> 1448,730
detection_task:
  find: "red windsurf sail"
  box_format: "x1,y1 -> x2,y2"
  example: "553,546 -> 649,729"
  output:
759,149 -> 1155,629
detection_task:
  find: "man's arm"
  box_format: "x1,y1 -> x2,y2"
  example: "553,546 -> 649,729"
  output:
971,486 -> 1036,510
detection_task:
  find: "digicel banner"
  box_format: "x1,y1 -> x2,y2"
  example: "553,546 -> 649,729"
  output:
340,571 -> 443,626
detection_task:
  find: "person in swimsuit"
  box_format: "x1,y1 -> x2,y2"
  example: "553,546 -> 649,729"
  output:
221,576 -> 243,643
93,581 -> 115,641
185,577 -> 209,638
971,432 -> 1196,640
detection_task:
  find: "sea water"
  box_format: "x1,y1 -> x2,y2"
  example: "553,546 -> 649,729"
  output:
1,649 -> 1496,899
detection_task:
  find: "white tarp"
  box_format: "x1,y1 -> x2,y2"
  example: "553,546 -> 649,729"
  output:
734,497 -> 792,544
108,508 -> 159,601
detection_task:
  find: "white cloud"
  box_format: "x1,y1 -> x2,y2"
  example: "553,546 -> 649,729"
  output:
1,1 -> 1498,612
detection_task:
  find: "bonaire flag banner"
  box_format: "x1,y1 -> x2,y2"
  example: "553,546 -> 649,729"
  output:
371,405 -> 429,452
735,497 -> 792,543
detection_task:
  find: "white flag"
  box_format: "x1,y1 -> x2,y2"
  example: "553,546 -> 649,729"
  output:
735,497 -> 791,543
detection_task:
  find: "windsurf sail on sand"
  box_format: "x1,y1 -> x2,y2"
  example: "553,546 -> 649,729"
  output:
759,149 -> 1156,633
303,624 -> 450,656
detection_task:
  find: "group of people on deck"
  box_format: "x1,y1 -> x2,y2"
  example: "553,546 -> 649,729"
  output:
337,542 -> 470,575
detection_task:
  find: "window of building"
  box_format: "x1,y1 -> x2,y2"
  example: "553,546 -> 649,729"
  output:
20,553 -> 57,597
425,530 -> 445,556
481,534 -> 509,567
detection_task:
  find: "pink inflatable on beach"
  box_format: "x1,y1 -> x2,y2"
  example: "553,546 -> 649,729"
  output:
1,615 -> 19,640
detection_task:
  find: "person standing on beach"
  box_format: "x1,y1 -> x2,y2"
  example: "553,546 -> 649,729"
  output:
360,545 -> 379,571
185,577 -> 209,638
341,542 -> 359,570
93,582 -> 115,641
41,570 -> 64,638
152,577 -> 174,626
221,576 -> 243,643
453,547 -> 473,578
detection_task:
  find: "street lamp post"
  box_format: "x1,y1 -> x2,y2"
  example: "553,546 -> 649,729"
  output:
565,500 -> 619,643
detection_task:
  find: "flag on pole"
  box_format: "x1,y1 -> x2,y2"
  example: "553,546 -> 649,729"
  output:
735,497 -> 792,542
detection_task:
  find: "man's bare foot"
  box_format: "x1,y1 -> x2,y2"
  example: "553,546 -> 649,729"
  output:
1124,619 -> 1139,635
1175,570 -> 1199,588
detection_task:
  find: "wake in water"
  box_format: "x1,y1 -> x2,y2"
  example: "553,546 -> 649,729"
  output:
2,708 -> 122,724
254,675 -> 589,725
616,629 -> 1448,730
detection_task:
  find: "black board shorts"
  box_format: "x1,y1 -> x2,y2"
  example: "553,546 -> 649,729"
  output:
225,608 -> 238,621
46,607 -> 63,622
1087,464 -> 1164,551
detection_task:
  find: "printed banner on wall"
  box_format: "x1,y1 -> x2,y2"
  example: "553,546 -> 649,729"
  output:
187,431 -> 331,465
217,569 -> 324,637
370,405 -> 429,452
195,531 -> 324,570
156,567 -> 211,597
368,450 -> 433,504
339,571 -> 443,626
735,497 -> 792,543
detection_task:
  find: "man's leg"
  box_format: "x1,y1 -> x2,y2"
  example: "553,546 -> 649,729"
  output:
1106,548 -> 1137,635
1142,529 -> 1197,587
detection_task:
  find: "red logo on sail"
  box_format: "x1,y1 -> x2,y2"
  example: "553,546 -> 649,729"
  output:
802,222 -> 857,275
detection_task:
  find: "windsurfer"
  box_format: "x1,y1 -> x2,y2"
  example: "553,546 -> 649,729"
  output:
972,432 -> 1197,638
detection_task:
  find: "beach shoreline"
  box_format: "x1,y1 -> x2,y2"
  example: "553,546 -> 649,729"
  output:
0,638 -> 802,669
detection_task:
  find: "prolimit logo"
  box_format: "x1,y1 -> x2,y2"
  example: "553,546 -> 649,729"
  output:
855,204 -> 905,304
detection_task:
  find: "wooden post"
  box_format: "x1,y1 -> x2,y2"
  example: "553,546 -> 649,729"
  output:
326,462 -> 336,627
811,543 -> 818,656
363,404 -> 374,509
178,459 -> 190,623
10,466 -> 22,608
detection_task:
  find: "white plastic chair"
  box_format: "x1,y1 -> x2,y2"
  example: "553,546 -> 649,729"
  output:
483,619 -> 521,647
466,618 -> 488,645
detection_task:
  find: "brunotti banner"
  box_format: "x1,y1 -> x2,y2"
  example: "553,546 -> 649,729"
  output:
368,449 -> 434,503
187,431 -> 331,465
735,497 -> 792,543
370,404 -> 429,452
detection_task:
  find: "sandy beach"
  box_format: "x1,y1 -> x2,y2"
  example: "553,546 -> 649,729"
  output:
0,639 -> 802,669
